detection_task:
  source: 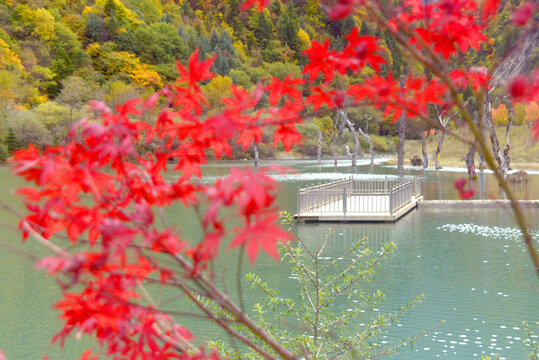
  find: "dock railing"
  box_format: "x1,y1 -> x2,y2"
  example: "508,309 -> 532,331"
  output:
297,177 -> 422,216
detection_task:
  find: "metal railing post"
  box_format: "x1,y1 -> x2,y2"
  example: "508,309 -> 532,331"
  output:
389,187 -> 393,214
297,186 -> 301,215
343,187 -> 347,215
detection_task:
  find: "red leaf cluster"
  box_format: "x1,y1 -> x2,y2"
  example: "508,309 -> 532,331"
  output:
9,2 -> 539,359
455,178 -> 475,199
393,0 -> 488,59
11,50 -> 306,359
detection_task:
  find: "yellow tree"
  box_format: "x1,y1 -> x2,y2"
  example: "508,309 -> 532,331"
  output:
33,9 -> 56,41
524,102 -> 539,128
492,103 -> 509,126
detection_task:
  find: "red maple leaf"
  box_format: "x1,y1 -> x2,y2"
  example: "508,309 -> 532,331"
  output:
176,49 -> 217,90
236,128 -> 263,150
326,0 -> 356,20
231,214 -> 293,264
240,0 -> 270,11
303,40 -> 337,83
265,76 -> 305,106
273,124 -> 302,151
511,2 -> 534,26
306,87 -> 335,110
482,0 -> 500,23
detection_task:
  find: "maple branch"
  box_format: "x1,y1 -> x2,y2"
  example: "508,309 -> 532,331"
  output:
366,2 -> 539,277
438,74 -> 539,278
137,280 -> 198,353
21,221 -> 72,258
164,251 -> 297,359
167,274 -> 283,360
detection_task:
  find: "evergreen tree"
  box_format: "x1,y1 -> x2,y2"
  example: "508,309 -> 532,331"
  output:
277,11 -> 299,51
5,128 -> 21,153
103,0 -> 118,18
255,9 -> 273,48
49,46 -> 75,97
220,31 -> 234,53
359,19 -> 371,36
85,12 -> 104,43
161,13 -> 172,24
213,46 -> 230,76
210,29 -> 220,50
199,35 -> 211,59
117,29 -> 138,53
0,142 -> 8,163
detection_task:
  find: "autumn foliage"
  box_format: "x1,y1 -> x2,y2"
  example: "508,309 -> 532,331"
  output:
6,0 -> 539,359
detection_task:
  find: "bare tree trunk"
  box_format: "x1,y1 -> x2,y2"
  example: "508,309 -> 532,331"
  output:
254,143 -> 259,169
365,116 -> 369,134
397,112 -> 405,173
465,102 -> 479,178
397,76 -> 406,174
503,101 -> 513,171
434,131 -> 445,170
342,111 -> 359,168
422,131 -> 428,169
484,92 -> 509,178
465,143 -> 476,178
333,120 -> 338,171
357,123 -> 375,167
317,129 -> 322,165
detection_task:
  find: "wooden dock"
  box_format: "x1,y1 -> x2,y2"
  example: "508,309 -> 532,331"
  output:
295,177 -> 422,223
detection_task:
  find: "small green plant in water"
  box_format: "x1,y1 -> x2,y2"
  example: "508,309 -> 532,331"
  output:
212,211 -> 440,359
477,321 -> 538,360
524,321 -> 539,360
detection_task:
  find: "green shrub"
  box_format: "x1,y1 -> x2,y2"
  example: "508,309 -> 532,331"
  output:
371,135 -> 395,153
211,212 -> 426,359
0,143 -> 8,163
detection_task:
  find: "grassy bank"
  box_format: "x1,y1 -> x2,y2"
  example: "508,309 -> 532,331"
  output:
386,125 -> 539,170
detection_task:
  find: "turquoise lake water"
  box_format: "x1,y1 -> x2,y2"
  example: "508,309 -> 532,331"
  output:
0,159 -> 537,359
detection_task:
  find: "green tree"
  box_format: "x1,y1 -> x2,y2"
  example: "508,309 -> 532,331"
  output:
49,46 -> 75,97
34,101 -> 70,135
128,0 -> 163,23
0,140 -> 8,163
85,12 -> 108,43
54,22 -> 90,69
104,80 -> 141,108
57,76 -> 92,129
5,127 -> 22,153
276,8 -> 299,52
7,111 -> 53,148
0,70 -> 20,132
262,39 -> 290,63
133,22 -> 187,64
255,9 -> 274,48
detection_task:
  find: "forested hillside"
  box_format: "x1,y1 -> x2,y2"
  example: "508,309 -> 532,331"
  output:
0,0 -> 536,158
